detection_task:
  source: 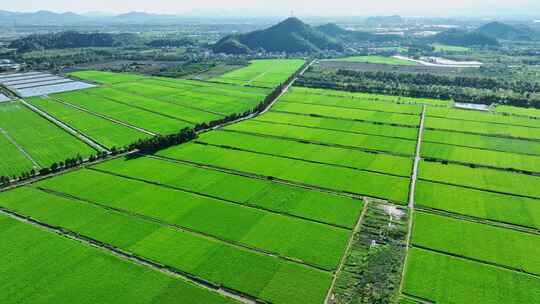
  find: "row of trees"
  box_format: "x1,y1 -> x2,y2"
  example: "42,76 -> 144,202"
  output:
298,70 -> 540,108
336,69 -> 540,94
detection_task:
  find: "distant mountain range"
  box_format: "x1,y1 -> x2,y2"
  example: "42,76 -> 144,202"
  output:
0,10 -> 184,25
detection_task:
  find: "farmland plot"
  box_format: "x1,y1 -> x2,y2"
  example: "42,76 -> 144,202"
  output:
257,111 -> 419,140
402,247 -> 540,304
156,142 -> 411,203
416,180 -> 540,230
423,129 -> 540,156
425,116 -> 540,140
271,102 -> 420,126
28,97 -> 150,148
280,90 -> 422,115
0,101 -> 95,168
495,105 -> 540,119
419,161 -> 540,199
412,212 -> 540,275
211,59 -> 305,87
36,169 -> 352,271
290,86 -> 452,107
0,134 -> 35,177
0,214 -> 237,304
94,156 -> 363,229
54,91 -> 191,134
421,142 -> 540,173
0,187 -> 332,304
224,120 -> 417,155
197,130 -> 413,177
427,106 -> 540,128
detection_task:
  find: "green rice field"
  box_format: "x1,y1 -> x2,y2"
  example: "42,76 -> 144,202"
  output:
416,180 -> 540,229
0,101 -> 95,177
211,59 -> 306,87
495,105 -> 540,119
156,142 -> 410,203
402,247 -> 540,304
427,106 -> 540,128
0,214 -> 238,304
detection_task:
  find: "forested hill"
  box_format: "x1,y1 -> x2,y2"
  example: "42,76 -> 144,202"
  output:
431,29 -> 499,47
9,31 -> 142,53
213,17 -> 343,54
474,22 -> 538,41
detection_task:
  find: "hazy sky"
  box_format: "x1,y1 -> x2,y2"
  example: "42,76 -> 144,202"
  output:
5,0 -> 540,16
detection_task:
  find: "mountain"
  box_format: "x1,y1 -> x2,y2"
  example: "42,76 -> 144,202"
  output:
431,29 -> 499,47
0,10 -> 89,25
213,17 -> 343,54
475,22 -> 536,41
316,23 -> 401,43
9,31 -> 142,52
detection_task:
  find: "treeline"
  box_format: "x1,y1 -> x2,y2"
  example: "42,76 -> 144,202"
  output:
336,70 -> 540,94
298,69 -> 540,108
9,31 -> 142,53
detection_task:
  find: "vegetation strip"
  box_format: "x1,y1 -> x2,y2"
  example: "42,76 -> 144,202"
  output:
325,199 -> 369,303
34,185 -> 335,272
0,207 -> 253,304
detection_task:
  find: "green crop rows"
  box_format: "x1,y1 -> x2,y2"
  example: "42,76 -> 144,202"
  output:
495,105 -> 540,119
94,156 -> 364,229
0,187 -> 332,304
413,212 -> 540,275
225,120 -> 417,155
403,247 -> 540,304
36,168 -> 352,270
427,106 -> 540,128
290,86 -> 452,107
416,180 -> 540,229
419,161 -> 540,199
0,101 -> 95,176
257,111 -> 419,140
280,90 -> 422,115
211,59 -> 305,88
0,214 -> 237,304
421,142 -> 540,173
156,142 -> 410,203
197,130 -> 413,177
28,97 -> 150,148
423,129 -> 540,156
272,101 -> 420,126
